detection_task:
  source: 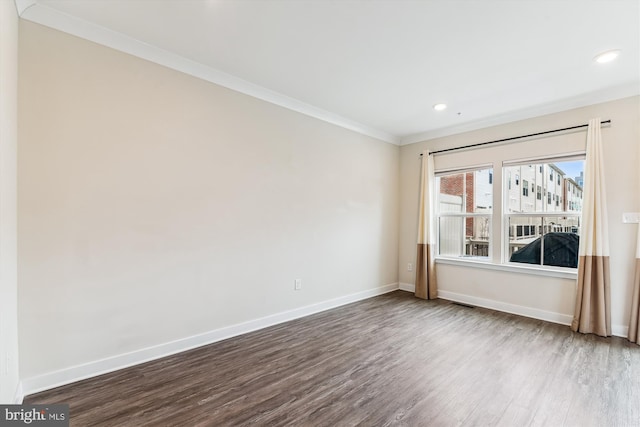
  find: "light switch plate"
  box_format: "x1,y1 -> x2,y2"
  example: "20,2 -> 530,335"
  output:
622,212 -> 640,224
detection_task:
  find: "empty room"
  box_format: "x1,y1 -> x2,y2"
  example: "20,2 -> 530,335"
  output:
1,0 -> 640,426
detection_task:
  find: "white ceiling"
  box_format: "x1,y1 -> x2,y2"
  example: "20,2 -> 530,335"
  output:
18,0 -> 640,145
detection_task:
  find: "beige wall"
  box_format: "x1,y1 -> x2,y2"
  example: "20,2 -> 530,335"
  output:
400,96 -> 640,333
0,0 -> 19,404
14,11 -> 639,395
18,21 -> 399,380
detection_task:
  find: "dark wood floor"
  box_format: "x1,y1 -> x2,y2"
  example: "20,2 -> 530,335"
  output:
27,291 -> 640,426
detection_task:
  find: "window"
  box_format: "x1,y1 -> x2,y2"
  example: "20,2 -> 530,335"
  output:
436,167 -> 492,258
434,155 -> 584,271
504,160 -> 584,268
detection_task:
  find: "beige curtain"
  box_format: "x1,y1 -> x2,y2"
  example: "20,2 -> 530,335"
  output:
571,118 -> 611,337
415,150 -> 437,299
628,223 -> 640,343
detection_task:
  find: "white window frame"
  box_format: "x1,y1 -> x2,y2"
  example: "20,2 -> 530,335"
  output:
502,154 -> 585,270
432,149 -> 585,277
435,165 -> 493,261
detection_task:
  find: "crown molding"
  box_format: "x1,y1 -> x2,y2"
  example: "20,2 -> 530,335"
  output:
18,1 -> 399,145
14,0 -> 35,15
400,83 -> 640,146
17,2 -> 638,148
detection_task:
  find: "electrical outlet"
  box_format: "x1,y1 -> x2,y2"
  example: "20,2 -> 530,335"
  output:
408,263 -> 413,272
294,279 -> 302,290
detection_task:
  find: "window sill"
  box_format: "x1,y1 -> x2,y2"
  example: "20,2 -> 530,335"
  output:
435,257 -> 578,280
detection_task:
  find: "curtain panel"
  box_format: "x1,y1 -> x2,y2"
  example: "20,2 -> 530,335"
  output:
571,118 -> 611,337
415,150 -> 437,299
628,212 -> 640,343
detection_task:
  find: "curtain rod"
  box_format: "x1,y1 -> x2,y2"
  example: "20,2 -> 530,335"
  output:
420,119 -> 611,156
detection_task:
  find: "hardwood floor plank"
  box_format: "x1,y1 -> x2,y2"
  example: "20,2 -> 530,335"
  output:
26,291 -> 640,426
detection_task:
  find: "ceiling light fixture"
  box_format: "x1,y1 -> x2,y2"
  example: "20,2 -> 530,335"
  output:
594,49 -> 621,64
433,103 -> 447,111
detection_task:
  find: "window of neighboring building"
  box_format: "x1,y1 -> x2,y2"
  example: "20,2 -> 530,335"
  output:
504,159 -> 584,268
435,167 -> 493,259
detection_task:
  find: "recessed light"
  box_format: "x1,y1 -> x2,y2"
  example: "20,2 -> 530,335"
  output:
433,103 -> 447,111
594,49 -> 620,64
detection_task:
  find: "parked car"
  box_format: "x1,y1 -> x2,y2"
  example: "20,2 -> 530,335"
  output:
510,232 -> 579,268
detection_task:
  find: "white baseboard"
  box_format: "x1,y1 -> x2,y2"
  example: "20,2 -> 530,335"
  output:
437,290 -> 629,339
611,324 -> 629,339
402,283 -> 573,326
21,282 -> 628,397
395,283 -> 572,327
22,283 -> 399,397
398,282 -> 415,292
437,290 -> 574,326
14,381 -> 24,404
